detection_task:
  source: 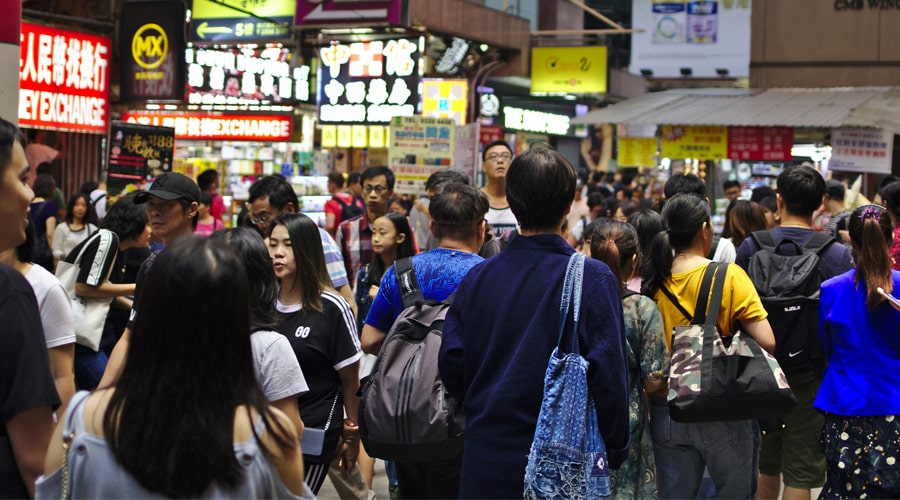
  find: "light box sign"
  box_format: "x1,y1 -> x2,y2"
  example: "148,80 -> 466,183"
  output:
618,137 -> 658,167
191,0 -> 294,42
503,106 -> 571,136
531,46 -> 607,94
107,121 -> 175,192
18,22 -> 111,134
661,125 -> 728,159
829,128 -> 894,174
389,116 -> 455,195
122,112 -> 292,141
120,0 -> 186,102
186,47 -> 311,108
422,79 -> 468,125
727,126 -> 793,161
318,38 -> 421,125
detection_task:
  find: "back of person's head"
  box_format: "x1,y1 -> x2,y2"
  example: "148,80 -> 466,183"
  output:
590,220 -> 639,296
35,161 -> 54,176
878,181 -> 900,218
361,165 -> 395,190
776,165 -> 825,217
196,169 -> 219,191
482,139 -> 512,161
723,180 -> 740,191
507,147 -> 576,231
586,192 -> 606,212
627,209 -> 663,259
617,200 -> 638,220
880,175 -> 900,190
248,175 -> 300,211
643,193 -> 711,295
750,185 -> 776,204
327,172 -> 345,189
430,183 -> 489,242
758,195 -> 778,216
100,193 -> 148,241
199,192 -> 213,207
105,236 -> 290,497
581,217 -> 610,249
378,211 -> 416,259
80,181 -> 99,197
848,205 -> 894,309
425,169 -> 469,194
825,179 -> 845,202
209,227 -> 278,329
347,172 -> 361,185
268,213 -> 330,313
33,173 -> 56,199
728,200 -> 767,249
664,172 -> 706,199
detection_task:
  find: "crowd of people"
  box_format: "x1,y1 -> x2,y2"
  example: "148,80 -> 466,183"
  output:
1,114 -> 899,499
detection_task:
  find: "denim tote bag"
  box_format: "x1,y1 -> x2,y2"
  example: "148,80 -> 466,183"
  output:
524,253 -> 611,499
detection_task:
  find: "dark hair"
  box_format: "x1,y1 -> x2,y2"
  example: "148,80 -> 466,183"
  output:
482,140 -> 512,161
327,172 -> 345,188
199,192 -> 213,206
196,169 -> 219,191
590,220 -> 639,296
0,118 -> 24,173
80,181 -> 99,197
776,165 -> 825,217
64,193 -> 90,225
824,179 -> 845,202
248,175 -> 300,212
878,181 -> 900,219
664,173 -> 706,199
15,217 -> 36,263
618,187 -> 633,200
429,183 -> 489,241
425,169 -> 469,193
36,161 -> 54,176
750,185 -> 776,204
103,237 -> 292,497
506,148 -> 576,231
617,200 -> 638,219
848,205 -> 894,309
627,209 -> 663,262
33,173 -> 56,199
880,175 -> 900,189
361,166 -> 395,190
210,228 -> 279,330
347,172 -> 361,185
369,212 -> 416,286
267,213 -> 331,313
727,200 -> 767,249
643,193 -> 711,296
723,180 -> 741,191
586,192 -> 606,211
100,193 -> 149,241
758,195 -> 778,216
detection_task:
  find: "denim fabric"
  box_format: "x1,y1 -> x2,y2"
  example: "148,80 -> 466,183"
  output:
74,343 -> 108,390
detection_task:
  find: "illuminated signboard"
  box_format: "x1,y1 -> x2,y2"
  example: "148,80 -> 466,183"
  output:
18,22 -> 111,134
318,38 -> 421,125
122,112 -> 292,141
503,106 -> 571,136
120,0 -> 186,101
531,46 -> 607,94
422,79 -> 467,126
191,0 -> 295,42
186,47 -> 311,108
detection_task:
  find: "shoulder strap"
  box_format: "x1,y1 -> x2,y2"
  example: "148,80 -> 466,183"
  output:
622,289 -> 639,299
692,262 -> 720,325
394,257 -> 424,309
659,285 -> 692,322
750,230 -> 777,250
333,195 -> 348,208
803,232 -> 834,254
557,253 -> 585,353
63,391 -> 91,438
701,263 -> 730,329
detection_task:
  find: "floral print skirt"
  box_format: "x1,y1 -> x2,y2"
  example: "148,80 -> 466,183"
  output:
820,413 -> 900,499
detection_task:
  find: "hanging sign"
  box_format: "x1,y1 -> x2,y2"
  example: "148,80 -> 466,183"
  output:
122,112 -> 292,141
191,0 -> 294,42
107,121 -> 175,192
503,106 -> 571,136
727,126 -> 793,161
829,127 -> 893,174
120,0 -> 186,101
389,116 -> 455,195
422,79 -> 468,125
531,46 -> 607,94
661,125 -> 727,159
479,125 -> 504,145
618,137 -> 658,166
296,0 -> 403,26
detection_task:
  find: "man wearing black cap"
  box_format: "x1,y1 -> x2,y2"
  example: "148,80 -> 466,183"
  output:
99,172 -> 199,387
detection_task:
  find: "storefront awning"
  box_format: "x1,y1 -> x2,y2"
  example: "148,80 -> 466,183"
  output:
572,87 -> 900,131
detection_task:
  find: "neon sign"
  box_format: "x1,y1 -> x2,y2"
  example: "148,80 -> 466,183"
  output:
123,112 -> 292,141
503,106 -> 571,136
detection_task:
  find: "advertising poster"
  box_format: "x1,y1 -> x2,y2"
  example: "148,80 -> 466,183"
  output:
120,0 -> 186,101
531,46 -> 607,94
829,128 -> 893,174
422,79 -> 468,125
453,123 -> 480,184
630,0 -> 752,78
618,137 -> 658,167
107,121 -> 175,193
388,116 -> 455,195
661,125 -> 727,159
727,126 -> 793,161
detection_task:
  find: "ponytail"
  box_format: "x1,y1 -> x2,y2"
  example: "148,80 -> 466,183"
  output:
642,230 -> 674,296
848,205 -> 894,309
592,238 -> 624,295
590,220 -> 639,297
643,193 -> 710,296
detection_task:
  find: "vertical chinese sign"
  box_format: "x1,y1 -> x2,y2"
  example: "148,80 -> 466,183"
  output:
388,116 -> 455,195
107,121 -> 175,192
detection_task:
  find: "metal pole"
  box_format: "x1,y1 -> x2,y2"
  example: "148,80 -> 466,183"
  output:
469,60 -> 504,124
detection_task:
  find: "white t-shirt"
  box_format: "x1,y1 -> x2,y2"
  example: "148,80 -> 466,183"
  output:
25,264 -> 76,349
250,329 -> 309,402
89,189 -> 107,220
486,206 -> 518,239
52,223 -> 97,261
713,237 -> 737,263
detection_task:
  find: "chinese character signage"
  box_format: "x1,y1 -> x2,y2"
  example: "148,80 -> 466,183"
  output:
191,0 -> 295,42
479,125 -> 503,145
389,116 -> 455,195
318,38 -> 421,125
107,121 -> 175,192
503,106 -> 571,136
120,0 -> 186,102
618,137 -> 658,167
186,47 -> 311,108
661,125 -> 727,159
829,128 -> 893,174
727,126 -> 793,161
18,23 -> 111,134
531,46 -> 607,94
422,79 -> 468,125
122,112 -> 292,141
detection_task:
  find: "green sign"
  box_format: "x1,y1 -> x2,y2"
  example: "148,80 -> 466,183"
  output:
191,0 -> 295,42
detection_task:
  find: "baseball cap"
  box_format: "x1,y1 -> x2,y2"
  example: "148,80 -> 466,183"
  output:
134,172 -> 201,204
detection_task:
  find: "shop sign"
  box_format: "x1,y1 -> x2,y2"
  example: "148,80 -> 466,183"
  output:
618,137 -> 658,167
479,125 -> 503,145
321,124 -> 387,148
337,125 -> 352,148
107,121 -> 175,192
531,46 -> 607,94
503,106 -> 571,136
296,0 -> 403,26
829,127 -> 893,174
120,0 -> 186,101
835,0 -> 900,11
191,0 -> 294,42
389,116 -> 455,195
122,112 -> 292,141
433,37 -> 471,75
422,79 -> 468,126
318,39 -> 420,125
369,126 -> 387,148
18,23 -> 111,134
321,125 -> 337,147
186,47 -> 311,108
727,126 -> 793,161
480,93 -> 500,117
661,125 -> 727,159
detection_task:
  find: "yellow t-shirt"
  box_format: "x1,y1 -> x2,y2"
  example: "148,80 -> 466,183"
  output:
653,262 -> 767,349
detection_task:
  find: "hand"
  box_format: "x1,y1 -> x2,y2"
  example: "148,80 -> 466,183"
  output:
368,285 -> 379,300
337,436 -> 359,475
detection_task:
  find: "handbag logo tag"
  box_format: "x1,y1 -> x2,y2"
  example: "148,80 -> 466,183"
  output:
590,455 -> 607,477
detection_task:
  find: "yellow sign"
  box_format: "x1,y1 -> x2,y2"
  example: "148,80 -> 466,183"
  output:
422,80 -> 468,126
192,0 -> 296,19
661,126 -> 728,159
321,125 -> 336,148
369,126 -> 386,149
618,137 -> 658,167
531,46 -> 607,94
352,125 -> 368,148
337,125 -> 352,148
132,23 -> 168,70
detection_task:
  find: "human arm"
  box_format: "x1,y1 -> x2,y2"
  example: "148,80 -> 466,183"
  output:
48,345 -> 75,413
271,397 -> 304,439
336,283 -> 357,319
75,281 -> 135,298
635,296 -> 670,395
336,362 -> 361,474
360,324 -> 387,355
98,328 -> 129,389
438,295 -> 467,402
45,217 -> 56,249
740,318 -> 776,354
9,407 -> 55,497
325,212 -> 338,235
727,263 -> 774,353
262,406 -> 308,497
51,224 -> 67,260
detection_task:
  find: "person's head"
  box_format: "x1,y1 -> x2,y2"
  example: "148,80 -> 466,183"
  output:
723,180 -> 741,201
644,193 -> 712,295
209,227 -> 278,330
247,175 -> 301,233
824,180 -> 845,212
327,172 -> 345,194
664,172 -> 706,199
481,140 -> 513,185
727,200 -> 767,249
346,172 -> 362,197
425,169 -> 469,196
198,192 -> 213,218
848,205 -> 894,310
751,185 -> 776,204
875,176 -> 900,205
196,169 -> 219,193
372,211 -> 414,261
429,183 -> 489,247
776,165 -> 825,218
32,173 -> 56,200
506,147 -> 576,232
101,193 -> 151,247
627,209 -> 663,261
758,195 -> 779,228
615,187 -> 633,202
590,220 -> 640,296
0,118 -> 32,253
65,192 -> 90,225
35,161 -> 54,177
387,197 -> 408,216
878,181 -> 900,221
266,213 -> 330,313
360,166 -> 395,217
106,236 -> 290,497
80,181 -> 99,197
134,172 -> 200,243
614,200 -> 638,222
586,192 -> 607,220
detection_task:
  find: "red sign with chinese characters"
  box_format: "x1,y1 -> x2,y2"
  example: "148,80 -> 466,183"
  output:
727,127 -> 793,161
18,22 -> 111,134
479,125 -> 503,146
122,112 -> 292,141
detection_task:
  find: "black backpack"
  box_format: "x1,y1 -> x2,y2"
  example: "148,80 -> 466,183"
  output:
745,230 -> 833,375
358,258 -> 465,461
334,195 -> 364,222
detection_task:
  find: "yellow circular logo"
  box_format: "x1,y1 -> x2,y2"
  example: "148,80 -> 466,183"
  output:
131,23 -> 168,70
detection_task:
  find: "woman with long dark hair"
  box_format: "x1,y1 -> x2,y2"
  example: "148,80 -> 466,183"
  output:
816,204 -> 900,499
36,237 -> 307,498
52,192 -> 97,262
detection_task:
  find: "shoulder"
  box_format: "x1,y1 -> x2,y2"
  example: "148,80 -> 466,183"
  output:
821,268 -> 855,290
322,290 -> 354,318
25,264 -> 60,295
0,264 -> 30,296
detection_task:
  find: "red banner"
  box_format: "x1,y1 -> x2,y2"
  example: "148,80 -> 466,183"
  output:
18,23 -> 111,134
122,112 -> 292,141
727,126 -> 793,161
479,125 -> 503,146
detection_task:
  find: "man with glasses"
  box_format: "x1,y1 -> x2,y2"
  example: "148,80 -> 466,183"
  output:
480,140 -> 518,239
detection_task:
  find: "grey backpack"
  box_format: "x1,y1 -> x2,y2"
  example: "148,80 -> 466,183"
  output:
358,258 -> 464,461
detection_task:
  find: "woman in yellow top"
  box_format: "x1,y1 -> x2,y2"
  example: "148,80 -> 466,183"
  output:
642,192 -> 775,499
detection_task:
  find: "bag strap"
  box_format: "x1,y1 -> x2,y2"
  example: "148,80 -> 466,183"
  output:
333,195 -> 348,208
750,230 -> 777,251
802,232 -> 834,255
61,392 -> 91,500
323,392 -> 340,431
700,263 -> 730,329
70,229 -> 106,266
659,285 -> 693,322
557,253 -> 585,353
394,257 -> 424,309
692,262 -> 720,326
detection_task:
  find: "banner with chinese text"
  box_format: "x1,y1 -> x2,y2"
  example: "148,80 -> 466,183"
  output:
388,116 -> 455,195
107,121 -> 175,193
661,125 -> 727,159
727,126 -> 793,161
829,128 -> 893,174
618,137 -> 657,167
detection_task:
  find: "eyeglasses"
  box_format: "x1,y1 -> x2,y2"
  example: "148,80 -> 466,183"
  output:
363,185 -> 388,194
249,211 -> 270,226
486,152 -> 512,162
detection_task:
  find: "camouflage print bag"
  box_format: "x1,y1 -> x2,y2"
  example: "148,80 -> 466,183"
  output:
666,262 -> 796,423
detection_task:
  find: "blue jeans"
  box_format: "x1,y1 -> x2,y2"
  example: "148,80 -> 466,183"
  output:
650,395 -> 758,499
74,343 -> 108,390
